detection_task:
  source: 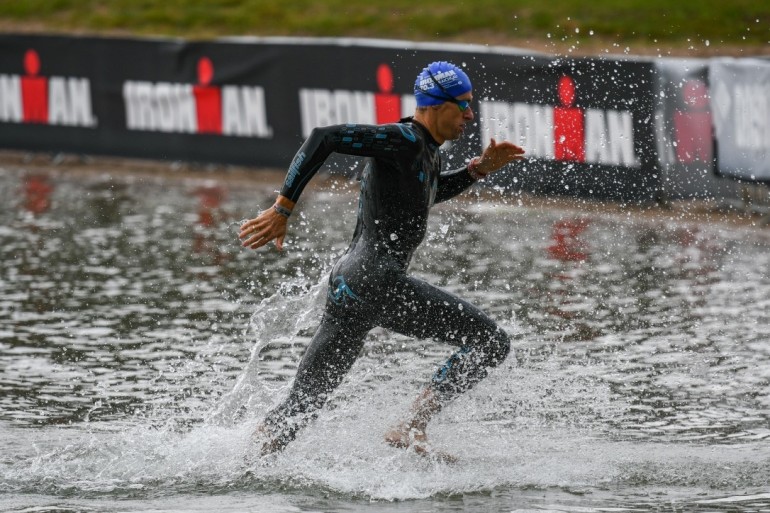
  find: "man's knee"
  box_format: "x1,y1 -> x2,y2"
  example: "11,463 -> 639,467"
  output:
483,328 -> 510,368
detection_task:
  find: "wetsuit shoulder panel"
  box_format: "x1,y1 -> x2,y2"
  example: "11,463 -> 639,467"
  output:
280,123 -> 422,202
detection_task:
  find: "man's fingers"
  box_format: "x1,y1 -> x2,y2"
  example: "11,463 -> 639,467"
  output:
238,209 -> 290,251
247,239 -> 268,250
242,234 -> 264,248
239,217 -> 271,240
495,141 -> 524,154
499,144 -> 525,162
485,141 -> 525,165
241,224 -> 270,247
239,220 -> 261,239
238,227 -> 254,240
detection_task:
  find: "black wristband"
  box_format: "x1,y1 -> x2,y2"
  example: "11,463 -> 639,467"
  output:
467,157 -> 484,180
273,204 -> 292,218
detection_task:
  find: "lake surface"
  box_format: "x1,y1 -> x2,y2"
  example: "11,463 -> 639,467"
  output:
1,165 -> 769,512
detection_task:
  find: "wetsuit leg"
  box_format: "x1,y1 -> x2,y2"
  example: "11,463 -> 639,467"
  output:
261,311 -> 371,448
374,275 -> 511,403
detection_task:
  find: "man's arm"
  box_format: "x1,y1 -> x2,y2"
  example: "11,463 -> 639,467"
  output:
435,166 -> 477,204
239,123 -> 419,251
435,139 -> 526,203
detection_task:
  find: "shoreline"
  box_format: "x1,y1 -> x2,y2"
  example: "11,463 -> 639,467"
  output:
0,150 -> 283,186
3,149 -> 769,230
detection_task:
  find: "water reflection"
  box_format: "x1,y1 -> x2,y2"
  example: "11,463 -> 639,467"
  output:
543,218 -> 598,341
22,173 -> 53,215
547,218 -> 590,262
85,179 -> 131,226
191,183 -> 231,267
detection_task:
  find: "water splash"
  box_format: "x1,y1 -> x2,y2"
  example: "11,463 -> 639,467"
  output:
207,276 -> 327,427
3,170 -> 770,511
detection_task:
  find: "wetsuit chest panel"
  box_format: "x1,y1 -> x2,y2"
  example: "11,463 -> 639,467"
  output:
354,128 -> 441,266
279,120 -> 445,269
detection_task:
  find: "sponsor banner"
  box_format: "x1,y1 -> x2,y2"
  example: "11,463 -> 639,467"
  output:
1,34 -> 658,200
710,58 -> 770,183
0,35 -> 292,167
654,59 -> 738,199
476,58 -> 658,201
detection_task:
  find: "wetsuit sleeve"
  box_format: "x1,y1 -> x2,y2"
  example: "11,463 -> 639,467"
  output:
434,166 -> 477,203
279,124 -> 418,202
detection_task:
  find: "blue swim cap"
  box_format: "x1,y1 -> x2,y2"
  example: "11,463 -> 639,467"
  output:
414,61 -> 472,107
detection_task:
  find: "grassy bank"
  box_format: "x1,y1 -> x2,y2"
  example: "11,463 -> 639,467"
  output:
1,0 -> 768,56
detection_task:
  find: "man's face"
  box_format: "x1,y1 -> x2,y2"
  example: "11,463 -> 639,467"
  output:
436,91 -> 474,142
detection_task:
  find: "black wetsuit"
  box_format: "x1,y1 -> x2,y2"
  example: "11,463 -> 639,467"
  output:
263,118 -> 510,445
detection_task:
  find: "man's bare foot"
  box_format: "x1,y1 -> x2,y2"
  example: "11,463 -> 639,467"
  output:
384,423 -> 457,463
252,423 -> 285,456
385,423 -> 429,453
383,387 -> 456,462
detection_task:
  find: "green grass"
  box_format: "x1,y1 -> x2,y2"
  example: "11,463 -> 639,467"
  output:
1,0 -> 768,51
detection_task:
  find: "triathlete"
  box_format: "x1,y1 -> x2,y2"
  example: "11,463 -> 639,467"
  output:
239,61 -> 525,457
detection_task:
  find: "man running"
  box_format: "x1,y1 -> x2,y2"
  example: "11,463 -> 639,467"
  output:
239,61 -> 525,457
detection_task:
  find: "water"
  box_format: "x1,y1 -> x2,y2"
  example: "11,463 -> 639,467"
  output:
1,165 -> 769,512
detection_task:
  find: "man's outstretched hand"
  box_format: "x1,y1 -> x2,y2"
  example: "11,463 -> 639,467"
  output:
473,139 -> 526,177
239,208 -> 287,251
239,196 -> 295,251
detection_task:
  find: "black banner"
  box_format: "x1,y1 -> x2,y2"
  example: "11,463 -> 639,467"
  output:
2,34 -> 661,200
477,57 -> 658,201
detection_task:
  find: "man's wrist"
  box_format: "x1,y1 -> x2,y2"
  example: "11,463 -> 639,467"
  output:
272,195 -> 296,218
467,157 -> 485,180
273,203 -> 292,218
